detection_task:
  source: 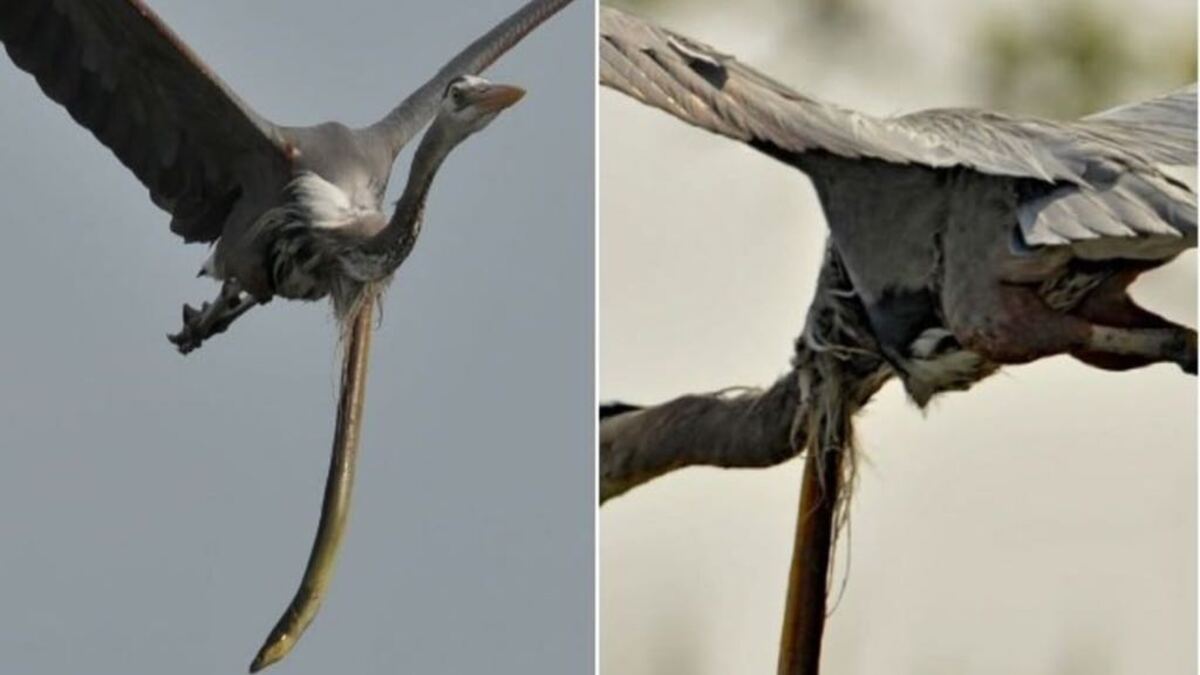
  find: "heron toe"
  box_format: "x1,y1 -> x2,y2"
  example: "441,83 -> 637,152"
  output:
166,328 -> 199,355
1178,331 -> 1197,375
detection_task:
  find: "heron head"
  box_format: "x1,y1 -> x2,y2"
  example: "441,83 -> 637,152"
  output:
439,75 -> 525,136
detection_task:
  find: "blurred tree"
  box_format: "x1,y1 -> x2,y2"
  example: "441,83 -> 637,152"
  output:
614,0 -> 866,31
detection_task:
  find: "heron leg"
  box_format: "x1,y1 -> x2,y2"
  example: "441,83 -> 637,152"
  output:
1081,325 -> 1196,374
947,283 -> 1092,365
945,279 -> 1195,374
1067,272 -> 1194,371
167,280 -> 264,354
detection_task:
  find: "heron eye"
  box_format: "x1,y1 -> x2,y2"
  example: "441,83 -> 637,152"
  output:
443,76 -> 466,99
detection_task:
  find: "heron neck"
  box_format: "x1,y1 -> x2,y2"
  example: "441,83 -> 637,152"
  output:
367,122 -> 459,264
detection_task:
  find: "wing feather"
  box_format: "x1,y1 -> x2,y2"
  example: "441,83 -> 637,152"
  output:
0,0 -> 291,242
1083,84 -> 1196,165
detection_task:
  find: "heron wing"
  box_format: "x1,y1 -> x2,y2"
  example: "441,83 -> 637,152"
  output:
1082,84 -> 1196,166
0,0 -> 291,243
600,7 -> 928,167
364,0 -> 576,157
600,6 -> 1195,258
902,107 -> 1196,258
1014,164 -> 1196,260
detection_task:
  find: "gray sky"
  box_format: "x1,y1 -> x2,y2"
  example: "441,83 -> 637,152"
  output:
0,2 -> 593,674
600,1 -> 1195,673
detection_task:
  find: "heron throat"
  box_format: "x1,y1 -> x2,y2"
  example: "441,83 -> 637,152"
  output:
357,121 -> 462,274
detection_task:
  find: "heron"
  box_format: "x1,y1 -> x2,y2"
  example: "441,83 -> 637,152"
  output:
599,6 -> 1195,674
0,0 -> 574,670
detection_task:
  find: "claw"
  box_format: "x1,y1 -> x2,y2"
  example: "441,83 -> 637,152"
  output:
166,329 -> 197,355
1174,330 -> 1196,375
167,280 -> 263,355
1181,348 -> 1197,375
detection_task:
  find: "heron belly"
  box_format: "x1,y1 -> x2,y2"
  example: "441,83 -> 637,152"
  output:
270,225 -> 332,301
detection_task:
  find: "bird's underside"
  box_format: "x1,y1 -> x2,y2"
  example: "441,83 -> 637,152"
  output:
167,166 -> 390,354
793,150 -> 1196,405
600,6 -> 1197,406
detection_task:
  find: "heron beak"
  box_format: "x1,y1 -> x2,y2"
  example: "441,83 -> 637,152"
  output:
469,83 -> 526,112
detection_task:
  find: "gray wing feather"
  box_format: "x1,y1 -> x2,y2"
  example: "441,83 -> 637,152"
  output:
600,7 -> 920,165
601,6 -> 1196,259
365,0 -> 575,157
1083,84 -> 1196,166
0,0 -> 291,243
601,7 -> 1027,172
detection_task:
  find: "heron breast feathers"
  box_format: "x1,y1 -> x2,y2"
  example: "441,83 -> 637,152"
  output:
288,172 -> 384,232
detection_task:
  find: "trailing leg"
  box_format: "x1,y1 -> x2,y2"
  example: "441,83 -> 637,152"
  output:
946,283 -> 1092,365
167,280 -> 265,354
1083,324 -> 1196,374
1067,271 -> 1195,372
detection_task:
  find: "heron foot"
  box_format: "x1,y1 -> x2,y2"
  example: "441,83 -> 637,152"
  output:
167,281 -> 262,354
1179,332 -> 1197,375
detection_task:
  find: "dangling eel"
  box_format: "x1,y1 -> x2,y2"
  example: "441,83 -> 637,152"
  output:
250,295 -> 375,672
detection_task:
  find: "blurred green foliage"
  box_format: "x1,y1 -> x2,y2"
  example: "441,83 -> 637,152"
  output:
977,0 -> 1196,117
610,0 -> 864,29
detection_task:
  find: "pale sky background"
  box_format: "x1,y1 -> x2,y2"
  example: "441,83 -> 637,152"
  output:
600,0 -> 1197,673
0,2 -> 593,674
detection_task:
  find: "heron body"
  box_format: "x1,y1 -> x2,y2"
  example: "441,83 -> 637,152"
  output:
207,121 -> 393,300
205,76 -> 526,318
601,6 -> 1196,406
256,171 -> 389,302
794,149 -> 1193,404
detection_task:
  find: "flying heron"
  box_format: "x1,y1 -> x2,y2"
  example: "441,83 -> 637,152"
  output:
0,0 -> 575,670
600,5 -> 1194,674
601,6 -> 1195,400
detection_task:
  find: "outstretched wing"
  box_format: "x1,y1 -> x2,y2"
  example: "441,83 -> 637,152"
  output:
600,6 -> 1195,259
600,6 -> 929,167
1083,84 -> 1196,166
0,0 -> 291,243
365,0 -> 576,157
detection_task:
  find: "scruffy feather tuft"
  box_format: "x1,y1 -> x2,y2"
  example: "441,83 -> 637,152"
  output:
289,172 -> 382,230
